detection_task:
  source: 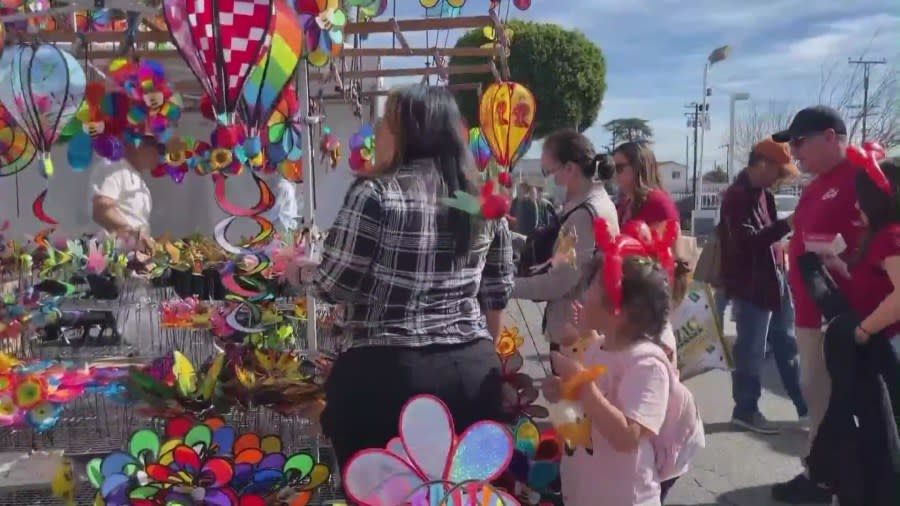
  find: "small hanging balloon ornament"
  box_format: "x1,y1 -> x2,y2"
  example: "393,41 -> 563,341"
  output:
240,0 -> 303,171
66,82 -> 130,171
296,0 -> 347,67
468,127 -> 492,172
348,124 -> 375,173
0,43 -> 86,179
108,59 -> 182,146
320,126 -> 341,170
481,25 -> 513,57
0,105 -> 37,178
479,81 -> 536,169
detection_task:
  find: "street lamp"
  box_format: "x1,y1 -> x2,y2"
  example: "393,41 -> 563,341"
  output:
727,92 -> 750,181
696,45 -> 731,210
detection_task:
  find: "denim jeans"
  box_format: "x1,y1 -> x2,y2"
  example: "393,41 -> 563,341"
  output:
731,271 -> 808,419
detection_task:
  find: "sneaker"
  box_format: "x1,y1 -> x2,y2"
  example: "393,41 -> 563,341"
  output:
731,412 -> 780,435
771,474 -> 831,504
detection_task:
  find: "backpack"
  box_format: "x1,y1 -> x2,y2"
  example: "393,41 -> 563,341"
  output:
627,342 -> 706,481
517,202 -> 593,277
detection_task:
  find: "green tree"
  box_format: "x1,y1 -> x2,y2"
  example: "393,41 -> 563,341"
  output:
449,20 -> 606,139
703,166 -> 729,183
603,118 -> 653,144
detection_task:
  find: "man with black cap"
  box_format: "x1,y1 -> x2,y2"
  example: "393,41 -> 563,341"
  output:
770,105 -> 864,504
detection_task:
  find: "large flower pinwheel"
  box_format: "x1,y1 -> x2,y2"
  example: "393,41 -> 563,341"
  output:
295,0 -> 347,67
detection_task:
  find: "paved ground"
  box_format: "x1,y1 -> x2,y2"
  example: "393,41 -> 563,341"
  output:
505,299 -> 817,506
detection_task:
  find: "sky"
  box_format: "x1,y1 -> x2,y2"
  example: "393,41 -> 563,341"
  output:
366,0 -> 899,170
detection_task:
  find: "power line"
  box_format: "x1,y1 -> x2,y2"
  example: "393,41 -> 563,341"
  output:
684,103 -> 703,205
848,57 -> 887,143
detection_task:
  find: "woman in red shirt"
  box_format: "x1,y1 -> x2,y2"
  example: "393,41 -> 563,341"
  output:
851,156 -> 900,349
612,141 -> 680,226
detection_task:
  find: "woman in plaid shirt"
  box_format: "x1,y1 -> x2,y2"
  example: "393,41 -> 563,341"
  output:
306,85 -> 515,470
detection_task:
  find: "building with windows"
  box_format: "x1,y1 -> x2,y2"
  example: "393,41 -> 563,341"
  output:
658,161 -> 691,196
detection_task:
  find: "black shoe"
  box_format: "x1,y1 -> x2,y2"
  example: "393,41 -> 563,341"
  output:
771,474 -> 831,504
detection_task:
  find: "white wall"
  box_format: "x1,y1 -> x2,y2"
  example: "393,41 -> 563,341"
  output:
659,161 -> 689,195
1,84 -> 377,240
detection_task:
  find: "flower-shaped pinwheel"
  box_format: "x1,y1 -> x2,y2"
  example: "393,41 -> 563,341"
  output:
223,348 -> 324,416
497,418 -> 561,506
496,326 -> 524,360
295,0 -> 347,67
152,137 -> 194,183
500,343 -> 548,421
0,104 -> 36,177
127,350 -> 226,417
343,394 -> 518,506
348,124 -> 375,173
231,432 -> 331,504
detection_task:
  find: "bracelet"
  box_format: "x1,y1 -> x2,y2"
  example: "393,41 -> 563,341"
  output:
857,324 -> 872,336
560,365 -> 607,400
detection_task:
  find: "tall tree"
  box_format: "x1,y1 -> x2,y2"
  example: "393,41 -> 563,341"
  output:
603,117 -> 654,144
449,20 -> 606,139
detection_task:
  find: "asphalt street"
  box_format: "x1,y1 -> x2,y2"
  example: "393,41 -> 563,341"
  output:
505,299 -> 819,506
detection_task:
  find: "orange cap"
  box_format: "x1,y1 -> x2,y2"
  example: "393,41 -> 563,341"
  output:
751,137 -> 799,177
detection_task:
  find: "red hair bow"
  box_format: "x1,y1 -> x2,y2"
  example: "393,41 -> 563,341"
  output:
847,141 -> 889,196
592,218 -> 679,314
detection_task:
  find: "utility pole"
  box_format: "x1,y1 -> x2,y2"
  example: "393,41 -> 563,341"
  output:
684,135 -> 690,193
685,103 -> 701,207
848,57 -> 886,142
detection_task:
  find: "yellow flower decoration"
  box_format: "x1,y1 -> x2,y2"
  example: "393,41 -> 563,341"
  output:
14,376 -> 45,409
495,326 -> 524,359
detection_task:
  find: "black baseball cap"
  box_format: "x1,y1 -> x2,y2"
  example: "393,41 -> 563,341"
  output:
772,105 -> 847,143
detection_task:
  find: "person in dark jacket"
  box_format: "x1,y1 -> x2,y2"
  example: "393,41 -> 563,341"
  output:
719,137 -> 808,434
796,252 -> 900,506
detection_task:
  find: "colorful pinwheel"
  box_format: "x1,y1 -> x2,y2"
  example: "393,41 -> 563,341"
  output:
240,0 -> 303,170
295,0 -> 347,67
478,81 -> 536,169
497,327 -> 548,421
66,82 -> 130,171
0,104 -> 36,177
71,9 -> 128,32
348,124 -> 375,173
0,43 -> 86,179
108,59 -> 183,146
343,394 -> 518,506
345,0 -> 387,20
265,85 -> 304,179
497,419 -> 561,506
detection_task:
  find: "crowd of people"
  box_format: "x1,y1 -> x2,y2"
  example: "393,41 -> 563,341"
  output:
83,82 -> 900,505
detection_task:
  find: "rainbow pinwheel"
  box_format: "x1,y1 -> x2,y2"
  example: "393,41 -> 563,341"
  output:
66,81 -> 130,171
240,0 -> 302,170
0,104 -> 37,177
265,85 -> 304,179
295,0 -> 347,67
342,394 -> 518,506
0,43 -> 86,179
497,419 -> 561,506
86,417 -> 331,506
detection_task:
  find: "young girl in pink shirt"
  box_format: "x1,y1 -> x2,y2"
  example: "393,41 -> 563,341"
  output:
544,255 -> 675,506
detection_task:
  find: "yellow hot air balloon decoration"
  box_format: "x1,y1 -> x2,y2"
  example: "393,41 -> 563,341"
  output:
478,81 -> 536,169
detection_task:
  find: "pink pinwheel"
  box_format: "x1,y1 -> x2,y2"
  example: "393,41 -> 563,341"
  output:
84,240 -> 108,274
343,395 -> 518,506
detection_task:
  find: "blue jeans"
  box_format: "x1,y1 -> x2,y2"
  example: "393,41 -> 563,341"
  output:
731,271 -> 808,419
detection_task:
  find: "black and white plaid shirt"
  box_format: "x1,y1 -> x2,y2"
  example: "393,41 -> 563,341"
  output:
310,161 -> 514,348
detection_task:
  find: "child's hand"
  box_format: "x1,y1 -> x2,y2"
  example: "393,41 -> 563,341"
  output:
551,351 -> 585,382
542,376 -> 562,403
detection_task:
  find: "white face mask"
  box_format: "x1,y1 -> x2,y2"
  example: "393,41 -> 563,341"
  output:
545,176 -> 566,203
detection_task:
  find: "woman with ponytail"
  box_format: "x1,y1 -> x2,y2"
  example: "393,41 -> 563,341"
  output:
304,85 -> 515,472
512,129 -> 619,350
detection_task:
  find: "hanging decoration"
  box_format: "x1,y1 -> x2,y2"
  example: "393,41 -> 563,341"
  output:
0,104 -> 36,177
478,81 -> 536,169
319,125 -> 341,170
71,9 -> 129,32
348,124 -> 375,173
513,0 -> 532,10
345,0 -> 388,20
86,417 -> 331,506
295,0 -> 347,67
66,82 -> 130,171
240,0 -> 303,170
343,394 -> 518,506
108,59 -> 183,146
265,84 -> 304,181
468,127 -> 491,172
422,0 -> 464,17
481,25 -> 513,57
0,43 -> 86,181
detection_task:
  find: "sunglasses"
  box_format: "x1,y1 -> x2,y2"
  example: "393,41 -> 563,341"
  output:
789,131 -> 827,148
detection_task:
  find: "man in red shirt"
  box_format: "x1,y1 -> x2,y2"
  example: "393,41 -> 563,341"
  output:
770,106 -> 864,504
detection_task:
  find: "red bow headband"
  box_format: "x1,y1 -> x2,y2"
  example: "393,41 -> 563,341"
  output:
846,141 -> 889,195
592,218 -> 679,314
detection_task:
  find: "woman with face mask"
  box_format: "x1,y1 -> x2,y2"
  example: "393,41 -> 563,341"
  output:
511,129 -> 619,349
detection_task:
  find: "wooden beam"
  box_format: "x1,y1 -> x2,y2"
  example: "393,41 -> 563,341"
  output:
23,15 -> 492,44
80,45 -> 500,60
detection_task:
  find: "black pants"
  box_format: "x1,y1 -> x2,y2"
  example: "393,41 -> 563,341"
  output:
660,477 -> 678,502
320,338 -> 506,470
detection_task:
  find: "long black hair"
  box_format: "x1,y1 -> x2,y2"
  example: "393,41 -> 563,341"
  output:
384,85 -> 475,256
854,157 -> 900,262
